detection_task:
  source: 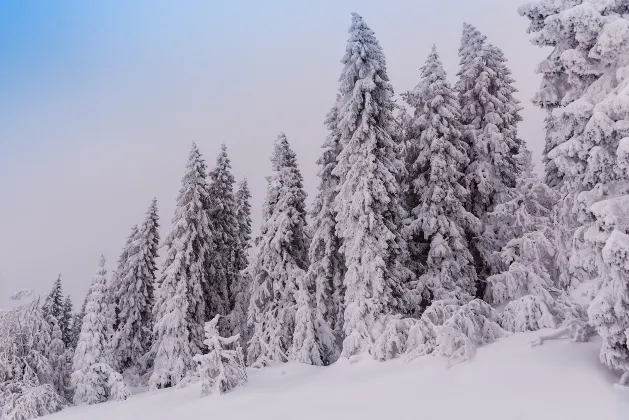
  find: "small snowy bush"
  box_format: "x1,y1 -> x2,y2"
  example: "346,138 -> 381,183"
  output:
501,295 -> 557,332
193,315 -> 247,397
405,299 -> 505,364
0,382 -> 65,420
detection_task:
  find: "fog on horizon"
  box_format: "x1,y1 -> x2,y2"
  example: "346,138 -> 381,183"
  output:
0,0 -> 547,307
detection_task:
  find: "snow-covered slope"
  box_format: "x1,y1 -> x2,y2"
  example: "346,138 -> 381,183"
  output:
45,332 -> 628,420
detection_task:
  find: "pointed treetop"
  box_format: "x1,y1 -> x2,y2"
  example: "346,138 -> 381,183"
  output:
419,46 -> 448,85
98,255 -> 106,269
272,133 -> 298,171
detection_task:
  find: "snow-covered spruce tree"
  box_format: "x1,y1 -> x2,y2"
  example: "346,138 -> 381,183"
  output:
518,0 -> 614,290
247,134 -> 312,367
404,299 -> 505,365
193,315 -> 247,397
112,198 -> 160,373
403,46 -> 479,305
72,256 -> 126,405
332,13 -> 410,360
520,0 -> 629,383
42,275 -> 64,327
206,144 -> 239,321
307,98 -> 344,364
0,293 -> 66,419
61,296 -> 74,349
49,320 -> 71,400
588,197 -> 629,387
231,179 -> 253,350
109,224 -> 139,331
484,158 -> 584,332
289,274 -> 324,365
456,23 -> 525,287
70,294 -> 88,350
150,143 -> 213,389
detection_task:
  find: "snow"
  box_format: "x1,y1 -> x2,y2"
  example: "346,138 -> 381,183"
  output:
41,332 -> 628,420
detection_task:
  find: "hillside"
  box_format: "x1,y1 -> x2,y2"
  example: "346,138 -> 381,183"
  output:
44,332 -> 628,420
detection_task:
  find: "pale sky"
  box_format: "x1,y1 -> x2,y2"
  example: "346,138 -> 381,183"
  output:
0,0 -> 548,308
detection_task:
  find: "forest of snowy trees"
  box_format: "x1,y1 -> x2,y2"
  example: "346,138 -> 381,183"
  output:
4,1 -> 629,418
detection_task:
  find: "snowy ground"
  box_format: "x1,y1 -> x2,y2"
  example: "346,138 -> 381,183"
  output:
45,332 -> 629,420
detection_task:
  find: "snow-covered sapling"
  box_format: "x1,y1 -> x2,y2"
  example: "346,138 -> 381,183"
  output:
193,315 -> 247,397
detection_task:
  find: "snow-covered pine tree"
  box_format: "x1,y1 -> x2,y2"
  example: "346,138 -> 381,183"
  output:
289,275 -> 324,365
71,294 -> 88,350
49,320 -> 71,400
0,294 -> 66,419
193,315 -> 247,397
150,143 -> 213,389
518,0 -> 608,290
332,13 -> 410,359
231,179 -> 253,350
206,144 -> 239,320
456,23 -> 525,288
484,157 -> 583,331
109,224 -> 139,331
403,46 -> 479,306
42,275 -> 64,327
308,98 -> 344,364
521,0 -> 629,384
247,133 -> 311,367
72,256 -> 120,405
112,198 -> 160,373
61,296 -> 74,349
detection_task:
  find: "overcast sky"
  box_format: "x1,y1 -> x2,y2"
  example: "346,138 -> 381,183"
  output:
0,0 -> 548,308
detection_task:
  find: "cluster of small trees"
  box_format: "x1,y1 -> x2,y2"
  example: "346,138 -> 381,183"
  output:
5,3 -> 629,417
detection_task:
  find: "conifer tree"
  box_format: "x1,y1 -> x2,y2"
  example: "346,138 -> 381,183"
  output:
456,23 -> 525,288
112,198 -> 160,373
247,134 -> 311,367
109,224 -> 139,330
150,143 -> 213,389
308,99 -> 344,363
231,179 -> 252,348
403,46 -> 479,304
289,275 -> 324,366
71,295 -> 88,350
50,320 -> 70,400
72,256 -> 117,405
61,296 -> 74,348
333,14 -> 410,359
521,0 -> 629,383
207,144 -> 239,318
193,315 -> 247,397
0,294 -> 66,419
42,275 -> 64,327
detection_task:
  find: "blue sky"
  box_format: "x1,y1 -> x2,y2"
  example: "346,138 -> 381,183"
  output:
0,0 -> 548,306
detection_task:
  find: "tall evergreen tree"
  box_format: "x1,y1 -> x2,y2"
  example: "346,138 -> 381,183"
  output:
71,294 -> 88,350
72,256 -> 115,405
61,296 -> 74,348
235,179 -> 252,276
50,319 -> 71,399
150,143 -> 213,389
332,13 -> 409,359
521,0 -> 629,384
308,98 -> 344,364
403,46 -> 479,304
207,144 -> 239,318
247,134 -> 311,367
231,179 -> 252,348
456,23 -> 525,288
112,198 -> 160,372
109,224 -> 139,331
42,275 -> 64,326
